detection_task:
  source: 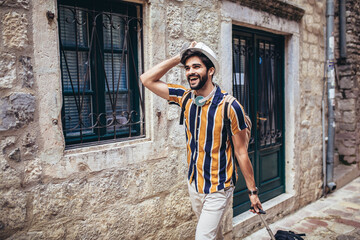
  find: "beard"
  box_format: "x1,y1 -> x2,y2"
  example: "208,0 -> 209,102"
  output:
187,72 -> 208,90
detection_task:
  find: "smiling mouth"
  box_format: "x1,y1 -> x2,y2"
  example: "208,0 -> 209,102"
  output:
188,75 -> 200,82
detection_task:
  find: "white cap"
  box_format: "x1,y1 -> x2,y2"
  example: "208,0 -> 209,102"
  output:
180,42 -> 220,75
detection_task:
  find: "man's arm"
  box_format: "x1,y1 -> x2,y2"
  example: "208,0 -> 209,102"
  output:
232,130 -> 263,213
140,41 -> 197,100
140,55 -> 181,100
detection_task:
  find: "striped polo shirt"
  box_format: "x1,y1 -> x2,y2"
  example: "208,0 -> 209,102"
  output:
168,83 -> 248,194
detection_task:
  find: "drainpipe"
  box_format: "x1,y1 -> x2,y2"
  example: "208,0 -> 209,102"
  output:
322,79 -> 327,196
339,0 -> 347,59
325,0 -> 337,193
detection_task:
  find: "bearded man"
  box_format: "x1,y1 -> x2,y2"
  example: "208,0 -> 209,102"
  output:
140,41 -> 262,240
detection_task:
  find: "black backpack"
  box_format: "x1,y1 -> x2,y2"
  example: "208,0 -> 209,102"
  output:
274,230 -> 306,240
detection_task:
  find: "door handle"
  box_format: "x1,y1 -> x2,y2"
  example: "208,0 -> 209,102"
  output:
257,112 -> 267,128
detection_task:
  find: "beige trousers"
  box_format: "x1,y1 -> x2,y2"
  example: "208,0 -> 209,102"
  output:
187,181 -> 234,240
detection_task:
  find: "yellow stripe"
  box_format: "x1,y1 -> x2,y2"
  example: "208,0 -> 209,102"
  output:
196,104 -> 209,192
210,106 -> 222,192
226,145 -> 233,184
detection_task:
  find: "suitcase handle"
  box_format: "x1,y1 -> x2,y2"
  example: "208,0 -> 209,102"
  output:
250,206 -> 266,214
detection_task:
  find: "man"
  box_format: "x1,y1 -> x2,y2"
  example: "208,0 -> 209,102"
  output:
140,42 -> 262,239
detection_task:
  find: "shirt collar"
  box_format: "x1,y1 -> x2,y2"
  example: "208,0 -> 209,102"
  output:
191,84 -> 224,106
211,85 -> 223,105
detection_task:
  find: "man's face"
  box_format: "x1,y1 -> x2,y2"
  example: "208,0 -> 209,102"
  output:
184,56 -> 210,90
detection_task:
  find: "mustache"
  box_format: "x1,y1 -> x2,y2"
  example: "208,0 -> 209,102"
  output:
187,73 -> 201,80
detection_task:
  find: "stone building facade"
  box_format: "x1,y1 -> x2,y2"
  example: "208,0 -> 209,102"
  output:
334,0 -> 360,167
0,0 -> 359,239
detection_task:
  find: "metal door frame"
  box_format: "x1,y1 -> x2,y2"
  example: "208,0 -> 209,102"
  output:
232,26 -> 285,216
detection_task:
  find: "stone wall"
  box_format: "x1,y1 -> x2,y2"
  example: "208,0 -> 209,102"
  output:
0,0 -> 38,238
1,0 -> 358,239
334,0 -> 360,166
0,0 -> 207,239
296,0 -> 326,206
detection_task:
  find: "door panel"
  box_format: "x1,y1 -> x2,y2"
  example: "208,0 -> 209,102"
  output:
232,26 -> 285,216
260,151 -> 279,182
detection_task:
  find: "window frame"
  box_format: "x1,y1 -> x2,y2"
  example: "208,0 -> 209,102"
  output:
58,0 -> 145,147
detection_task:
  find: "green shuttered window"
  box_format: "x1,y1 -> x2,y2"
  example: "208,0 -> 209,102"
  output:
58,0 -> 144,147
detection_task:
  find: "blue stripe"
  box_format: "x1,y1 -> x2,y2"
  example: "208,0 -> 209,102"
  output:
203,103 -> 217,193
169,87 -> 185,98
218,124 -> 227,190
232,101 -> 247,130
187,103 -> 197,180
193,107 -> 201,190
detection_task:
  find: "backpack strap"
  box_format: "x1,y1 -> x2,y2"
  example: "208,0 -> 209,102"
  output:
179,91 -> 192,125
222,95 -> 252,149
222,94 -> 252,185
223,95 -> 238,185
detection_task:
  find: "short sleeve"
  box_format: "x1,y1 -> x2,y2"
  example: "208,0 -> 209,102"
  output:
168,84 -> 188,106
229,100 -> 248,136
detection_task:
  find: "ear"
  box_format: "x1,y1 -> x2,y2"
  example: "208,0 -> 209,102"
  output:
208,67 -> 215,76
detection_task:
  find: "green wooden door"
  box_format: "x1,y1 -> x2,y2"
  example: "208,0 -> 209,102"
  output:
232,26 -> 285,216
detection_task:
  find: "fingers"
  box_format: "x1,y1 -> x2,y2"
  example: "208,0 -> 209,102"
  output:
180,41 -> 197,56
190,41 -> 197,48
249,196 -> 263,214
250,205 -> 260,214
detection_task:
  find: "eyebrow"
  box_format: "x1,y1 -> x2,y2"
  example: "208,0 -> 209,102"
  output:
185,63 -> 202,68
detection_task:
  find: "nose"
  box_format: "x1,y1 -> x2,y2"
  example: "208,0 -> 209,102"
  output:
188,67 -> 196,75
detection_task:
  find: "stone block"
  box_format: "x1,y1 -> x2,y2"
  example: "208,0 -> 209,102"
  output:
169,120 -> 186,147
134,197 -> 163,238
2,12 -> 28,49
19,56 -> 34,88
150,156 -> 183,194
309,44 -> 319,60
338,99 -> 355,111
0,188 -> 27,238
344,90 -> 357,99
0,154 -> 21,189
0,0 -> 30,10
163,187 -> 193,227
0,53 -> 16,89
156,220 -> 196,240
340,77 -> 354,89
339,123 -> 356,131
0,136 -> 16,153
343,110 -> 356,123
302,43 -> 310,59
166,65 -> 183,84
343,156 -> 357,164
57,205 -> 137,240
301,61 -> 308,77
183,7 -> 219,45
22,133 -> 38,159
31,168 -> 155,224
173,221 -> 197,240
305,15 -> 314,30
307,61 -> 316,78
168,104 -> 180,121
308,33 -> 318,44
336,131 -> 356,141
8,148 -> 20,162
0,92 -> 35,131
166,3 -> 182,39
24,159 -> 42,185
338,145 -> 356,156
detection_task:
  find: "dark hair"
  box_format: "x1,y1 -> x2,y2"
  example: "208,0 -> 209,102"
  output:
180,49 -> 215,71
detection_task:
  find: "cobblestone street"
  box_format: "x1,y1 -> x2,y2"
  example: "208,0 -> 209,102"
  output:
244,177 -> 360,240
